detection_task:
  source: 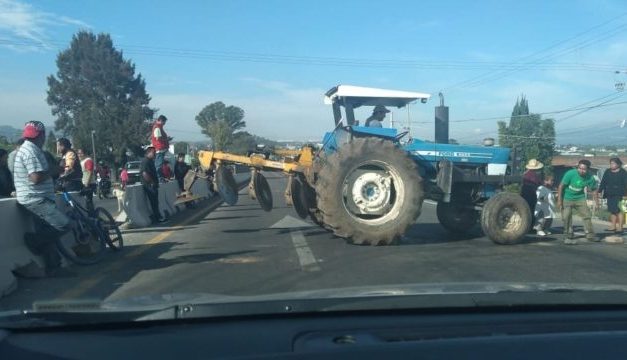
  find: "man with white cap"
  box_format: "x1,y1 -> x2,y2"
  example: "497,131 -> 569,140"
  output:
365,105 -> 389,128
521,159 -> 544,228
13,121 -> 74,277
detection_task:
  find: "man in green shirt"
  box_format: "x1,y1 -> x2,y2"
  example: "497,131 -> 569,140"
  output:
557,159 -> 600,244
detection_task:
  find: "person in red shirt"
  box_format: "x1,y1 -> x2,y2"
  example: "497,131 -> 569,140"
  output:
151,115 -> 172,182
120,167 -> 129,189
161,160 -> 172,180
77,149 -> 95,188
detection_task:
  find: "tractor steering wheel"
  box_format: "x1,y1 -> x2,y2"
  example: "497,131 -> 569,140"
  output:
395,131 -> 409,142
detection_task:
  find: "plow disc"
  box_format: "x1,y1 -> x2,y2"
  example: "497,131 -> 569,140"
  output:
253,172 -> 273,212
214,166 -> 239,206
290,176 -> 309,219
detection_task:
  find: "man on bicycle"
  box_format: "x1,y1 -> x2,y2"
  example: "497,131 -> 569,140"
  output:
14,121 -> 74,277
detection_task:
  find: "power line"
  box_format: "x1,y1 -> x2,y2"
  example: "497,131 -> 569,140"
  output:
554,92 -> 626,124
411,98 -> 627,125
0,37 -> 623,72
443,12 -> 627,91
459,24 -> 627,89
453,98 -> 627,142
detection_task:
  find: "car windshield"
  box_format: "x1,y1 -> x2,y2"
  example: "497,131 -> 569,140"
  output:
2,0 -> 627,326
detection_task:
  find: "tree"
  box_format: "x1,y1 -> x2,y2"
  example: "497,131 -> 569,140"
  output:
497,96 -> 555,173
45,131 -> 57,155
207,120 -> 234,151
195,101 -> 246,150
0,136 -> 11,151
173,142 -> 189,155
47,31 -> 154,167
229,132 -> 257,154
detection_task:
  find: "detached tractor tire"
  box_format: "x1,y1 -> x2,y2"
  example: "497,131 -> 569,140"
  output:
481,192 -> 531,245
316,137 -> 423,245
436,201 -> 479,233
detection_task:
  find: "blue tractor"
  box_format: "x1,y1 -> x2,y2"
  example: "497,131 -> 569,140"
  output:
310,85 -> 531,245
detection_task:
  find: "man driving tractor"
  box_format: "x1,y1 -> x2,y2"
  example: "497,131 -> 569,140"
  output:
365,105 -> 389,127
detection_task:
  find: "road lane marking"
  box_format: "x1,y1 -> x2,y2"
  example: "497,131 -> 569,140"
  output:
424,200 -> 437,205
270,215 -> 314,229
291,230 -> 320,272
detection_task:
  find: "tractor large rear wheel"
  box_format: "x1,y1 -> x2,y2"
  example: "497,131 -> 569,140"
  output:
316,137 -> 423,245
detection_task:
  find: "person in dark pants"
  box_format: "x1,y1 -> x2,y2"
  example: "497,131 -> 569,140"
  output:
141,146 -> 165,224
521,159 -> 544,227
599,157 -> 627,234
174,153 -> 190,192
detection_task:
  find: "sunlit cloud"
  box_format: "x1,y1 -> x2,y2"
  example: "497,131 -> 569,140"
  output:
0,0 -> 89,51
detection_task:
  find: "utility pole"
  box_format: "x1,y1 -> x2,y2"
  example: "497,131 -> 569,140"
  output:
615,70 -> 626,92
91,130 -> 97,166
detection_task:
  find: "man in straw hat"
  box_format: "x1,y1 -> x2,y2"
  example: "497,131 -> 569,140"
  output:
521,159 -> 544,227
557,159 -> 599,245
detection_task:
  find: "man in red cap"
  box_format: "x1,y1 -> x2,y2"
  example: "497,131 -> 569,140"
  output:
13,121 -> 74,277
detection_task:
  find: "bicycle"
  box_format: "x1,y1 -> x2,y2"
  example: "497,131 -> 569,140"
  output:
58,188 -> 124,265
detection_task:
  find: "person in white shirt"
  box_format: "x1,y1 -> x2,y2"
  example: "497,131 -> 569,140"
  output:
534,176 -> 556,236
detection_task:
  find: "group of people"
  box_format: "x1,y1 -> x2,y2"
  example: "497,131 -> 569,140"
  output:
0,114 -> 178,278
522,157 -> 627,244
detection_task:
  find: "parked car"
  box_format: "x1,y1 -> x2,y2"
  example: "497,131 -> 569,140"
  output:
125,161 -> 142,185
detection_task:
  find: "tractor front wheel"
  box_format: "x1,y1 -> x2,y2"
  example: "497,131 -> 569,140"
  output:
481,192 -> 531,245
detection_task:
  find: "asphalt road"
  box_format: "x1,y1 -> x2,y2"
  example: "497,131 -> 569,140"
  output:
92,195 -> 121,218
2,175 -> 627,310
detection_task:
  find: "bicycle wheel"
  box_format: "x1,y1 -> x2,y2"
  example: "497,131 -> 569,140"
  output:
57,212 -> 106,265
94,207 -> 124,250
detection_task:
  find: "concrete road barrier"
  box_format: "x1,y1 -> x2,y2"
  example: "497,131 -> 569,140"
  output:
122,184 -> 152,228
0,192 -> 86,299
122,178 -> 219,227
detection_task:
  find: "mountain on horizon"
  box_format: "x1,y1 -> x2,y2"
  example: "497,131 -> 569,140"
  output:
0,125 -> 21,142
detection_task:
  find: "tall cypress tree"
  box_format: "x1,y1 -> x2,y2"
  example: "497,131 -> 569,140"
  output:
498,95 -> 555,173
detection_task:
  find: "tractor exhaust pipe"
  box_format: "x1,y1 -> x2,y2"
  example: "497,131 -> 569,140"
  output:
435,92 -> 449,144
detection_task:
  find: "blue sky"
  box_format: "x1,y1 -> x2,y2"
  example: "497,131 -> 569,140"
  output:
1,0 -> 627,144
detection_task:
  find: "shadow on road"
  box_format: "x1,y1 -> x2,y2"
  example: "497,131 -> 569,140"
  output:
201,215 -> 259,222
121,226 -> 199,234
401,223 -> 481,245
0,240 -> 259,310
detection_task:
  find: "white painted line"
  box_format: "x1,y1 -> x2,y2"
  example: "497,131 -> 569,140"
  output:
291,230 -> 321,272
424,200 -> 437,205
532,242 -> 555,246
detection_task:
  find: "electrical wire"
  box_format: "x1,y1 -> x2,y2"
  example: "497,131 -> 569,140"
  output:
443,12 -> 627,91
0,37 -> 622,71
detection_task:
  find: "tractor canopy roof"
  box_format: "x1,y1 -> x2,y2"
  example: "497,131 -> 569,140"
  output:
324,85 -> 431,109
